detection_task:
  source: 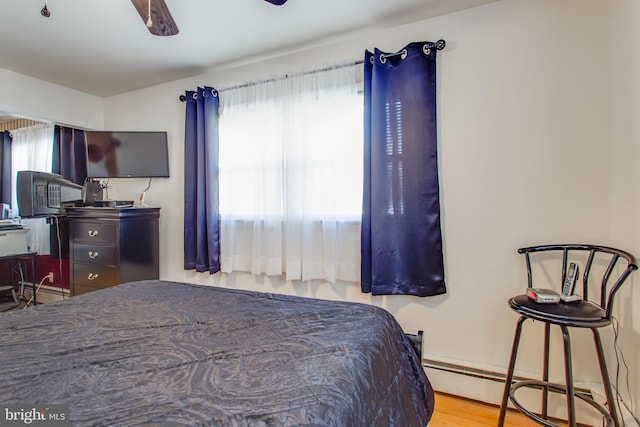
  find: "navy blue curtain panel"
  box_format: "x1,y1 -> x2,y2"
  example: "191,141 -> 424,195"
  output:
52,125 -> 88,185
0,131 -> 11,205
183,86 -> 221,274
51,126 -> 88,259
361,42 -> 446,297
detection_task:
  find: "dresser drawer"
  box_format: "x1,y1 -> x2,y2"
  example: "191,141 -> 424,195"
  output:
73,243 -> 117,265
73,263 -> 119,287
72,221 -> 117,244
73,283 -> 106,296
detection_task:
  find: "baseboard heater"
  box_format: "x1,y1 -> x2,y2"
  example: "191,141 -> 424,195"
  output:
38,284 -> 70,297
17,282 -> 69,302
422,358 -> 592,396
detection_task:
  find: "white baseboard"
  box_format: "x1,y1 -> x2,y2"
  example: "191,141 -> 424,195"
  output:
18,283 -> 69,304
423,357 -> 607,426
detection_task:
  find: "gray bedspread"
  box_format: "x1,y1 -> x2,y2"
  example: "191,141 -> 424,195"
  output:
0,280 -> 434,426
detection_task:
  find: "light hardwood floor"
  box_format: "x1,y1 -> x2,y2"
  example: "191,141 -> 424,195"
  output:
429,392 -> 566,427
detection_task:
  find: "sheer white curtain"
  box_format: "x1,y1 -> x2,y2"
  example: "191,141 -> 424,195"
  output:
219,65 -> 363,283
11,123 -> 54,254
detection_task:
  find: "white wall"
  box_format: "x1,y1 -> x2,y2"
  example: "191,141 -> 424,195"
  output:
0,68 -> 103,129
102,0 -> 640,410
3,0 -> 638,416
607,0 -> 640,418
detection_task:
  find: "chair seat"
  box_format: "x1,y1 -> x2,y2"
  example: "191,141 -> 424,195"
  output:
0,285 -> 19,312
509,294 -> 609,328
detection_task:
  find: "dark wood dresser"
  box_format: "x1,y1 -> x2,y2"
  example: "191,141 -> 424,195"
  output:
67,207 -> 160,296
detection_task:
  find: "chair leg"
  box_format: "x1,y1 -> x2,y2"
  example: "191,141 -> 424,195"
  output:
592,329 -> 620,427
542,322 -> 550,420
560,325 -> 577,427
498,316 -> 527,426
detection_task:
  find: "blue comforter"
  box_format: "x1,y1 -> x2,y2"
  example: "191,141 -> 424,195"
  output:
0,280 -> 434,426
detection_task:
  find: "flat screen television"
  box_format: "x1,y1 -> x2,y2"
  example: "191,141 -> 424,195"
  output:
86,131 -> 170,178
16,170 -> 83,218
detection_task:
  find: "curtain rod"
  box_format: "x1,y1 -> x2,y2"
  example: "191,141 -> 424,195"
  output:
178,61 -> 358,102
178,39 -> 445,102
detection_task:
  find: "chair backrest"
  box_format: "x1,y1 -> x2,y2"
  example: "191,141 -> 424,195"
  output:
518,244 -> 638,319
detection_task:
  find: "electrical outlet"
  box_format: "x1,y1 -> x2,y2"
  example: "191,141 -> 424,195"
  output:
46,272 -> 54,283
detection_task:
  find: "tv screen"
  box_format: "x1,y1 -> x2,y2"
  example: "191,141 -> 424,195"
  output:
86,131 -> 170,178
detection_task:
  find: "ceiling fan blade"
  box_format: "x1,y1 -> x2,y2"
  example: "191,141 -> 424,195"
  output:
264,0 -> 288,5
131,0 -> 179,36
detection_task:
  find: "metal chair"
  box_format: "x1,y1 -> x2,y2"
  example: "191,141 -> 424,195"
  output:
498,244 -> 637,427
0,285 -> 19,312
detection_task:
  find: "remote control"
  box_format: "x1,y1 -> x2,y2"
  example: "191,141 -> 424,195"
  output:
562,262 -> 578,298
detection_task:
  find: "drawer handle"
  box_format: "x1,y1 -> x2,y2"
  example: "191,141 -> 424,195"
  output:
88,251 -> 99,259
88,230 -> 99,237
88,273 -> 100,281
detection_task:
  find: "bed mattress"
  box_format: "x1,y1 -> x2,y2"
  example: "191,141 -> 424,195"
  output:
0,280 -> 434,426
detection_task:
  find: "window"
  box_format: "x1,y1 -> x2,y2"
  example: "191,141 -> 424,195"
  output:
218,65 -> 363,282
10,123 -> 54,254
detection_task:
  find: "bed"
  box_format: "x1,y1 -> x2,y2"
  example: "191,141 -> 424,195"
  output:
0,280 -> 434,426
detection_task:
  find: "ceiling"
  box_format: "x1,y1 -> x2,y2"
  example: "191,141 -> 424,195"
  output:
0,0 -> 497,98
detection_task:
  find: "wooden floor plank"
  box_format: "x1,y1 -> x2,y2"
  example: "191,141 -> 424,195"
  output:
429,392 -> 570,427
